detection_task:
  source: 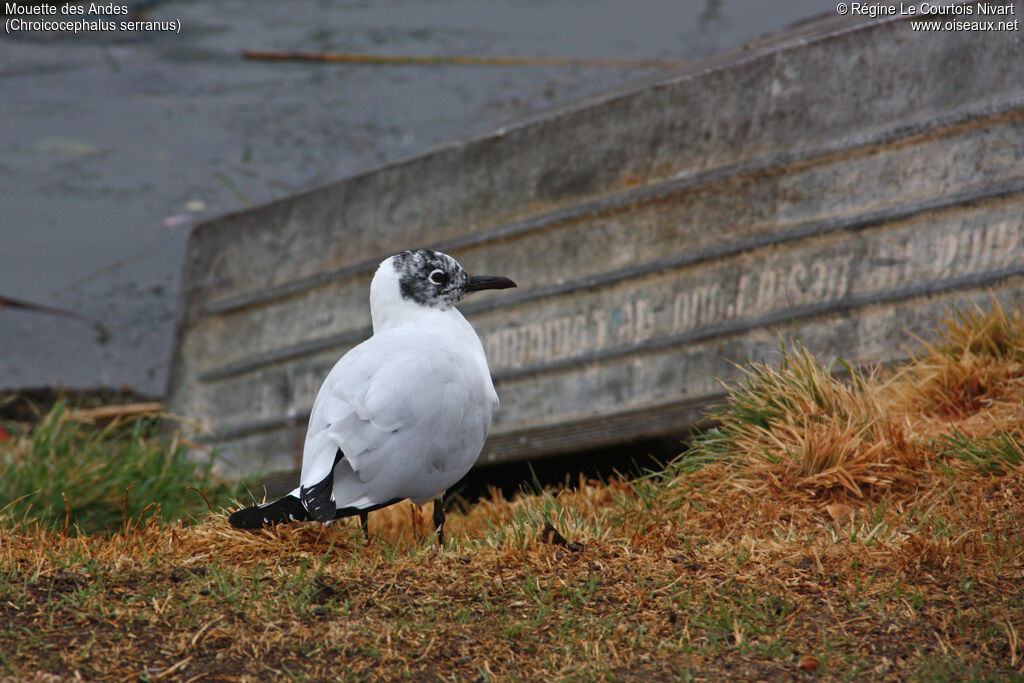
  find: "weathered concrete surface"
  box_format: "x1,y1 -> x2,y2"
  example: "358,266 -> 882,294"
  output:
167,5 -> 1024,476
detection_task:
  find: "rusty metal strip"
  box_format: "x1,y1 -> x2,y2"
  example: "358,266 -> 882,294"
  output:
199,176 -> 1024,383
203,263 -> 1024,443
199,98 -> 1024,317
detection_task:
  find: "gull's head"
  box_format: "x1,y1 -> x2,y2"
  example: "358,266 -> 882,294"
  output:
370,249 -> 516,327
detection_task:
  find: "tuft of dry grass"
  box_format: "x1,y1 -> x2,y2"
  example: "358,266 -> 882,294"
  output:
895,296 -> 1024,413
682,298 -> 1024,509
685,341 -> 924,503
1,298 -> 1023,681
882,296 -> 1024,444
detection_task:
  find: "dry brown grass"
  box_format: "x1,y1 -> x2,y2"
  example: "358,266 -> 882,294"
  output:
883,297 -> 1024,448
687,342 -> 923,504
2,299 -> 1024,681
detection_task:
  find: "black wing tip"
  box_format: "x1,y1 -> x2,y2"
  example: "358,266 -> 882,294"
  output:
300,476 -> 337,523
299,487 -> 336,523
229,496 -> 407,529
304,503 -> 336,523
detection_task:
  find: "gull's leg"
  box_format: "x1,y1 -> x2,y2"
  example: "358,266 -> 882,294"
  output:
432,495 -> 446,550
359,510 -> 369,539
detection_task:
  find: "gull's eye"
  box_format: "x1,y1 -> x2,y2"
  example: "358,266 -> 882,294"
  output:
428,269 -> 449,286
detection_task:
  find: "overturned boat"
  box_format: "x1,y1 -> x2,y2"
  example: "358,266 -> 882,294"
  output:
167,7 -> 1024,477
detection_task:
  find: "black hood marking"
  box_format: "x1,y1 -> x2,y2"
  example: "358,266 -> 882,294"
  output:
392,249 -> 471,309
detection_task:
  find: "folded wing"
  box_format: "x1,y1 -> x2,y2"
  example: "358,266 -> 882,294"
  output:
300,328 -> 494,510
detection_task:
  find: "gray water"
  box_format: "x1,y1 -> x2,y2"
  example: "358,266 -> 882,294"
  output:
0,0 -> 830,396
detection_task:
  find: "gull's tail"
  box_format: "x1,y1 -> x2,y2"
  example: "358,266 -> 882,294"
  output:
228,494 -> 311,529
228,494 -> 405,529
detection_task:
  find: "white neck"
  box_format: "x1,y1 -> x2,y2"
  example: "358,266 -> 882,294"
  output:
368,257 -> 498,403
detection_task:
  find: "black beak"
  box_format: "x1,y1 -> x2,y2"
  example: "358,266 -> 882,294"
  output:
465,274 -> 517,292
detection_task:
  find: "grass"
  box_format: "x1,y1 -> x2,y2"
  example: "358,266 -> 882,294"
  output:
1,299 -> 1023,680
0,403 -> 245,534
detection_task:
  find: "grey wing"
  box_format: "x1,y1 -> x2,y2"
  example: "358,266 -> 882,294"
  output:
300,334 -> 492,509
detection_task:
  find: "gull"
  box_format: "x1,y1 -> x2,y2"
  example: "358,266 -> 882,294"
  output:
228,248 -> 516,546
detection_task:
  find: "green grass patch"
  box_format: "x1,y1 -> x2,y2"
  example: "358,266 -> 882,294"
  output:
936,428 -> 1024,474
0,403 -> 245,534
